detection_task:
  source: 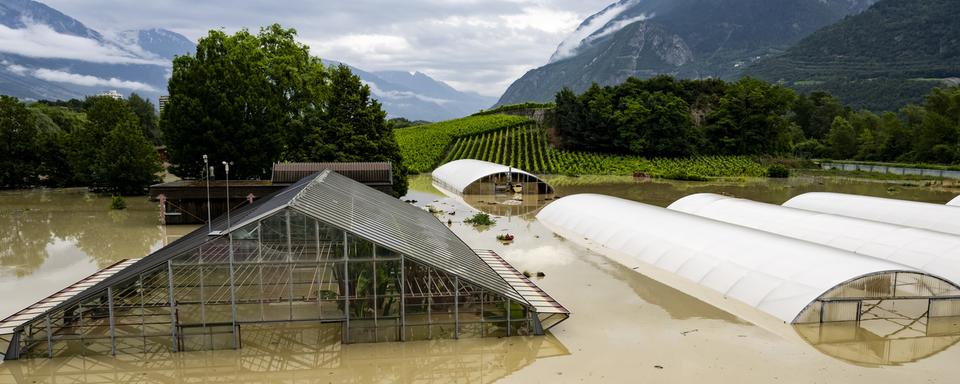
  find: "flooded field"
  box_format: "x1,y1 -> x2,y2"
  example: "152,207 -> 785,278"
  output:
2,175 -> 960,383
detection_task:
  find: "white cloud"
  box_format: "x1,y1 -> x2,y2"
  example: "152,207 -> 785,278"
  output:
550,0 -> 638,63
39,0 -> 614,97
499,7 -> 581,34
582,13 -> 652,44
363,80 -> 451,105
31,68 -> 157,92
1,60 -> 29,76
0,20 -> 165,65
311,34 -> 412,61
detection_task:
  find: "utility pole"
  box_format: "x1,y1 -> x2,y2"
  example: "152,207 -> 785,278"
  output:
223,161 -> 232,229
204,155 -> 212,233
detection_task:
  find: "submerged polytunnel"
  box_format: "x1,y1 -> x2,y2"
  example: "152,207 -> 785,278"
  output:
783,192 -> 960,236
537,194 -> 960,324
432,159 -> 554,196
669,193 -> 960,287
948,195 -> 960,207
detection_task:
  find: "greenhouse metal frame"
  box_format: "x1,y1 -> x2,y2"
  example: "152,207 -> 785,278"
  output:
1,171 -> 567,360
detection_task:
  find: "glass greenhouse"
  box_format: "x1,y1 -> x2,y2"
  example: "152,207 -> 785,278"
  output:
1,171 -> 567,360
537,194 -> 960,325
784,192 -> 960,236
432,159 -> 554,196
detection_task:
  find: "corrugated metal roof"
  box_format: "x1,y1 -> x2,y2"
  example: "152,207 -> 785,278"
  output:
0,258 -> 139,335
271,162 -> 392,184
8,171 -> 528,333
475,249 -> 568,327
289,171 -> 526,304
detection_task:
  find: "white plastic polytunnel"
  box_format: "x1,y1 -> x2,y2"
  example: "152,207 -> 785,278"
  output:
948,195 -> 960,207
669,193 -> 960,286
537,194 -> 960,324
783,192 -> 960,236
432,159 -> 554,195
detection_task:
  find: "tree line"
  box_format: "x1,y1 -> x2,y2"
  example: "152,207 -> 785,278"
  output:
1,24 -> 408,196
0,94 -> 161,194
554,76 -> 960,164
162,24 -> 407,195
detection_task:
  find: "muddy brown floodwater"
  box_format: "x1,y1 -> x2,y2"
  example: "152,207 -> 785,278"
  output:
2,175 -> 960,383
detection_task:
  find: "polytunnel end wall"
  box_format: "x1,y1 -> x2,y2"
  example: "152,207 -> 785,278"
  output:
793,270 -> 960,324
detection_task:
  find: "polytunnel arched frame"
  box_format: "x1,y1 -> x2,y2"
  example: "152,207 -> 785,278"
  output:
536,194 -> 960,325
432,159 -> 554,196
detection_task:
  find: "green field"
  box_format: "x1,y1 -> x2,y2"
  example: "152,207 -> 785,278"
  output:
396,116 -> 768,179
442,124 -> 766,178
394,115 -> 531,173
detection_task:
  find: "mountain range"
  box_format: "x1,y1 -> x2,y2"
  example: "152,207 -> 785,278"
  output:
745,0 -> 960,110
0,0 -> 493,121
497,0 -> 878,106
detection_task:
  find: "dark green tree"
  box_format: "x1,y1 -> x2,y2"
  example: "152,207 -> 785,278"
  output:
162,24 -> 327,179
792,91 -> 848,140
291,64 -> 408,196
68,96 -> 130,185
614,91 -> 698,157
69,96 -> 161,193
94,117 -> 163,194
127,93 -> 161,145
827,116 -> 858,159
876,112 -> 912,161
0,96 -> 42,188
910,87 -> 960,162
705,78 -> 796,155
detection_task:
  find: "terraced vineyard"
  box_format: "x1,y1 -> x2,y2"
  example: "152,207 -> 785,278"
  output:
395,115 -> 531,173
440,124 -> 768,178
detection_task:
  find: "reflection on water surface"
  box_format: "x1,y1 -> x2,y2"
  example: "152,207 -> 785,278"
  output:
0,323 -> 568,383
3,176 -> 960,382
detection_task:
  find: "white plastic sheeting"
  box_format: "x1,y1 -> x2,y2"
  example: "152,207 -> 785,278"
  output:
948,195 -> 960,207
783,192 -> 960,236
431,159 -> 539,195
669,193 -> 960,285
536,194 -> 922,323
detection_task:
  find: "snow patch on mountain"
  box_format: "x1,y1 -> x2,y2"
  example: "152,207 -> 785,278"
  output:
549,0 -> 638,63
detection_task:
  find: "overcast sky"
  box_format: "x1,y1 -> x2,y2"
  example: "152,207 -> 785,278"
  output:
41,0 -> 611,97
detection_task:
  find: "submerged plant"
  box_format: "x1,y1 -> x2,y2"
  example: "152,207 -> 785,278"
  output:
110,195 -> 127,210
464,212 -> 496,226
767,164 -> 790,178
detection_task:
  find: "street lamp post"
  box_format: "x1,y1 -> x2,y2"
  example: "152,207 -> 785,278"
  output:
203,155 -> 211,233
223,161 -> 231,229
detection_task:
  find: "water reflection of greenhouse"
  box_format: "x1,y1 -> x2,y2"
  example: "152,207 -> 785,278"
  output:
2,323 -> 568,383
1,171 -> 567,360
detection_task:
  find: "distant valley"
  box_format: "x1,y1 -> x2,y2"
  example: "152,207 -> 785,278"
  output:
0,0 -> 493,121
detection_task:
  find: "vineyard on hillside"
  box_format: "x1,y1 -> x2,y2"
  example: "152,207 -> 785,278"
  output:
440,124 -> 768,178
394,115 -> 531,173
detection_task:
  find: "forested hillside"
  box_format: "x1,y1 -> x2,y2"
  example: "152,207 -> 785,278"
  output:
748,0 -> 960,111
